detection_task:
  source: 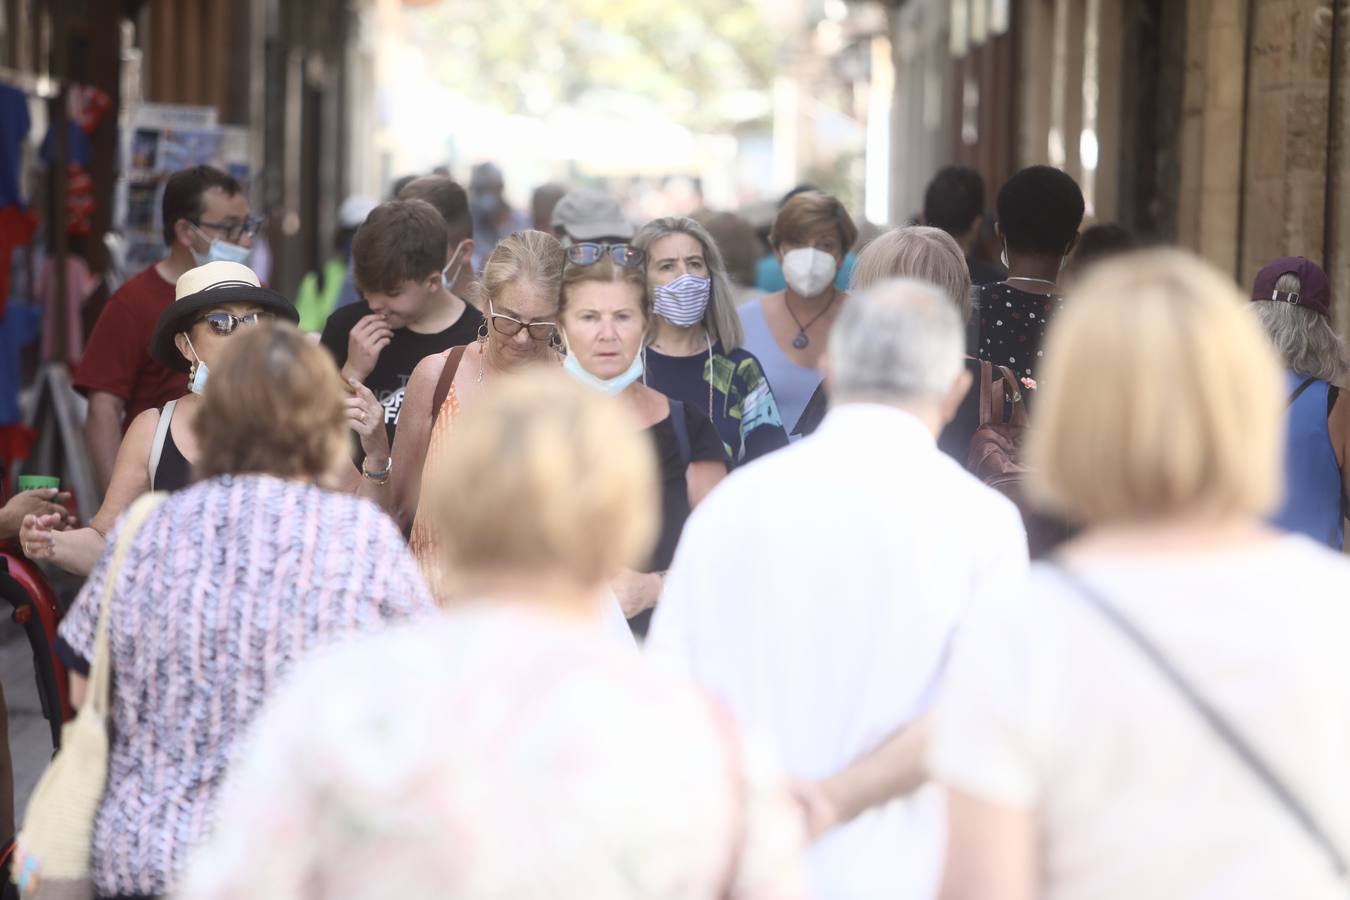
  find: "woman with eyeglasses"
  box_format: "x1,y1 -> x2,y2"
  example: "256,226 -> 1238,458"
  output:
21,262 -> 383,577
371,232 -> 561,584
557,240 -> 728,633
633,217 -> 789,468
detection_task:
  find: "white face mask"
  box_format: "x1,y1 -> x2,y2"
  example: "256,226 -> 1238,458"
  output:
562,350 -> 644,395
782,247 -> 837,298
184,335 -> 209,395
441,242 -> 468,292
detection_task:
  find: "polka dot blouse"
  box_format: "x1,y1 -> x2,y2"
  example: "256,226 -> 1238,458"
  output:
976,282 -> 1065,380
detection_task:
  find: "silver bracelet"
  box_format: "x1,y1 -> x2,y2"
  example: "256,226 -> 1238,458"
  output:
361,456 -> 392,484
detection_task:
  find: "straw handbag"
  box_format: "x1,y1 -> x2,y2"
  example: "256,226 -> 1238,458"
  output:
13,493 -> 166,899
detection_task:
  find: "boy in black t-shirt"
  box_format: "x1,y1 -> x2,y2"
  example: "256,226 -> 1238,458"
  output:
320,198 -> 484,456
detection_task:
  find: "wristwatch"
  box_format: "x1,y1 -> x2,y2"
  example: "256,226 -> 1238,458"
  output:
361,456 -> 392,485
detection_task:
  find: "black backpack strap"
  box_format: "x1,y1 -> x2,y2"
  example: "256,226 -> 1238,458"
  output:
1288,376 -> 1318,408
1057,567 -> 1349,882
668,399 -> 691,470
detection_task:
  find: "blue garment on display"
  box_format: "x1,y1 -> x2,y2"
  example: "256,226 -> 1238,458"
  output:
1272,369 -> 1344,549
39,120 -> 92,169
754,251 -> 856,293
0,85 -> 29,208
0,303 -> 41,424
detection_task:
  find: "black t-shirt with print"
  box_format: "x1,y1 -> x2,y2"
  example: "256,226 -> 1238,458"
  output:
975,282 -> 1064,382
320,300 -> 483,455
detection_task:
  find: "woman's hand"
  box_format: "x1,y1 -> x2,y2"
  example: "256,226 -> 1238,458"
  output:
18,511 -> 63,560
344,380 -> 390,465
610,569 -> 662,618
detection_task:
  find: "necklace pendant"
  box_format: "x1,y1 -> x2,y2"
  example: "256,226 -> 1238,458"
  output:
792,331 -> 809,350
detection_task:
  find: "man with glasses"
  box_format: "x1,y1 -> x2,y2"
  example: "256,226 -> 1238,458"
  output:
319,198 -> 483,469
75,165 -> 260,493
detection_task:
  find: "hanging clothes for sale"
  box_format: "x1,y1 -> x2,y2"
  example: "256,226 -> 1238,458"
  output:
0,82 -> 30,209
0,301 -> 40,425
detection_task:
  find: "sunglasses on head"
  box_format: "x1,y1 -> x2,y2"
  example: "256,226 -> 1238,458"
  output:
565,242 -> 645,269
197,311 -> 273,336
487,301 -> 557,342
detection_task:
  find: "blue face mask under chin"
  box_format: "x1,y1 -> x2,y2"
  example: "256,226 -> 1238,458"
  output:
562,350 -> 644,396
184,336 -> 209,395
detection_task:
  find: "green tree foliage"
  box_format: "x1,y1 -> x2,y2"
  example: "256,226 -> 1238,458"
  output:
408,0 -> 775,130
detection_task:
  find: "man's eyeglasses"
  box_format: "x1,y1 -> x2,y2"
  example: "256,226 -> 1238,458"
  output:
197,311 -> 273,336
193,215 -> 265,244
488,302 -> 557,342
565,242 -> 645,269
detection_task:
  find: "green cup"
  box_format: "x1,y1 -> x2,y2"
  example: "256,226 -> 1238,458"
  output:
17,475 -> 60,492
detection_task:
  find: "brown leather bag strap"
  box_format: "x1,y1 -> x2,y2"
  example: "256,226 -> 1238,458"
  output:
978,359 -> 996,427
431,345 -> 467,425
994,365 -> 1028,427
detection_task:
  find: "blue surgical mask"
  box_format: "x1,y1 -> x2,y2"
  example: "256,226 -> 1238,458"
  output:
562,350 -> 644,396
190,229 -> 252,268
184,336 -> 209,395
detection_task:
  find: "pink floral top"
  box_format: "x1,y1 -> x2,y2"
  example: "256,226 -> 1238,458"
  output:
179,606 -> 810,900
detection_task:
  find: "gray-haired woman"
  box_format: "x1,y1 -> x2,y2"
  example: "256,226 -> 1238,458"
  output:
1249,256 -> 1350,549
633,216 -> 789,466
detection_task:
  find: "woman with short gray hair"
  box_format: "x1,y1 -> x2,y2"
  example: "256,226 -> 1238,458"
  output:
1249,256 -> 1350,549
794,226 -> 983,461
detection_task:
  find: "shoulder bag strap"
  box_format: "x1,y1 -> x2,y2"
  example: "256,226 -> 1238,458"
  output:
1057,567 -> 1349,883
1288,376 -> 1318,408
994,365 -> 1028,427
87,493 -> 168,720
431,345 -> 468,426
977,359 -> 996,428
669,399 -> 692,470
147,400 -> 177,488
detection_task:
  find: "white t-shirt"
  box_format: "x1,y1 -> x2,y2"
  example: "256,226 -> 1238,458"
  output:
928,536 -> 1350,900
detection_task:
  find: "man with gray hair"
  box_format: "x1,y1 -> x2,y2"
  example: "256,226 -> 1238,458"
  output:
647,279 -> 1029,900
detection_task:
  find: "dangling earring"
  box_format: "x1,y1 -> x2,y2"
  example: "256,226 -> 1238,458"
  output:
476,321 -> 490,344
548,329 -> 564,353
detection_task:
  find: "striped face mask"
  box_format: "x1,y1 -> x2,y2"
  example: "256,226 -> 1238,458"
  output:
652,273 -> 712,328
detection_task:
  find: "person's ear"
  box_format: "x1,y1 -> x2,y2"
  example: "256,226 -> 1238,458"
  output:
969,212 -> 984,240
174,331 -> 194,362
173,218 -> 198,251
940,366 -> 974,426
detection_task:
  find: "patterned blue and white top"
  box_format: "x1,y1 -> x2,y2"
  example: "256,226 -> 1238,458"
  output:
55,474 -> 435,898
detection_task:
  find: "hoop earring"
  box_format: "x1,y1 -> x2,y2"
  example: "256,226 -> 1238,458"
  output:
476,321 -> 490,344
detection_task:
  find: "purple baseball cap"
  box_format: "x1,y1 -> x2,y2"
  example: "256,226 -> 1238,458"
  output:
1251,256 -> 1331,318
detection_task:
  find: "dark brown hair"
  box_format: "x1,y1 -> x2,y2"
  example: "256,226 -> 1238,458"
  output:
194,323 -> 347,481
352,199 -> 448,295
397,176 -> 473,244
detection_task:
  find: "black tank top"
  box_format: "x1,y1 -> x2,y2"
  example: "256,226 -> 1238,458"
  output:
152,407 -> 191,492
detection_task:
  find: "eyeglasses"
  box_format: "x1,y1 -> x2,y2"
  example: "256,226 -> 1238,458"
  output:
193,215 -> 265,244
197,311 -> 273,336
565,242 -> 645,269
487,302 -> 557,342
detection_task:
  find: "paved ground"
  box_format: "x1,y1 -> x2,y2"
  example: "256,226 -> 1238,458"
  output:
0,623 -> 58,822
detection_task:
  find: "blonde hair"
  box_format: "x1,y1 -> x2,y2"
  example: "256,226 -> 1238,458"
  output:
850,226 -> 972,323
1028,249 -> 1284,525
560,253 -> 648,319
632,216 -> 745,351
422,370 -> 658,590
195,323 -> 348,481
481,229 -> 565,310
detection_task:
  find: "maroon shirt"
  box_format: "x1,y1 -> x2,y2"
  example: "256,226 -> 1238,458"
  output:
74,263 -> 186,427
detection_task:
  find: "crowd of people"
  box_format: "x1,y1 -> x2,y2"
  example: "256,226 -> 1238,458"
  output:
0,156 -> 1347,900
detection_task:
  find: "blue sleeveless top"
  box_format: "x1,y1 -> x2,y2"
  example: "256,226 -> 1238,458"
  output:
1273,370 -> 1343,548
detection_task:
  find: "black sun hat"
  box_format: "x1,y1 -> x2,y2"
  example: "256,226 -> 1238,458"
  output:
151,261 -> 299,372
